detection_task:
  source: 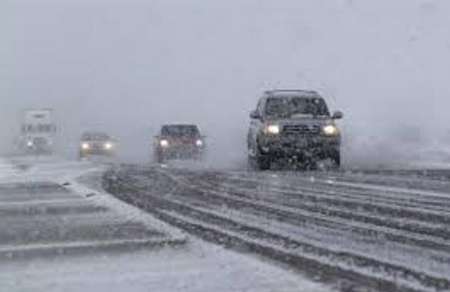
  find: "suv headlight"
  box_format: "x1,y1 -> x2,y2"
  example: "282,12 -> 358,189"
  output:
160,139 -> 169,147
322,125 -> 339,136
104,142 -> 113,150
81,143 -> 90,150
264,124 -> 280,135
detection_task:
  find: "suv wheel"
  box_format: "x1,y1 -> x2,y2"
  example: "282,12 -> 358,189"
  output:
256,154 -> 271,171
331,152 -> 341,169
247,155 -> 255,171
248,154 -> 271,171
155,153 -> 164,164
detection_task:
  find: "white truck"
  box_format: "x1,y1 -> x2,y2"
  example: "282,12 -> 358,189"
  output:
18,109 -> 56,155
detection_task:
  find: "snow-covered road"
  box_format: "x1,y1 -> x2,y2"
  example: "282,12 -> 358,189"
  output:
104,164 -> 450,292
0,157 -> 328,292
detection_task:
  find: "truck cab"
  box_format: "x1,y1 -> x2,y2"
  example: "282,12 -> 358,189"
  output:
19,109 -> 56,155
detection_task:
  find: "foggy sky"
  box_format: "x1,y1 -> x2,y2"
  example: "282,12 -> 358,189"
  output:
2,0 -> 450,166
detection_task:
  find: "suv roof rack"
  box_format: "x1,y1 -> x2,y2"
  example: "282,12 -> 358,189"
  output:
264,89 -> 318,95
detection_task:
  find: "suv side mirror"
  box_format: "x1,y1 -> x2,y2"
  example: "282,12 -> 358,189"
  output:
332,111 -> 343,120
250,110 -> 261,120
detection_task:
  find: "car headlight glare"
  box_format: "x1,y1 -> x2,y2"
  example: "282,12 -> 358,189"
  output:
104,143 -> 113,150
196,140 -> 204,147
81,143 -> 90,150
27,141 -> 33,147
323,125 -> 339,136
265,124 -> 280,135
160,139 -> 169,147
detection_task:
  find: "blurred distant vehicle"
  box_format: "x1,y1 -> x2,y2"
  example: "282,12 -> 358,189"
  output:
154,124 -> 205,163
79,132 -> 116,159
247,90 -> 343,170
18,109 -> 56,155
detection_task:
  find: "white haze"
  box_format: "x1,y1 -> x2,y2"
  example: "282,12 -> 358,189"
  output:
1,0 -> 450,168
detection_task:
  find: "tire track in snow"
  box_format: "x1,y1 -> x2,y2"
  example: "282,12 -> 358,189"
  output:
104,166 -> 450,292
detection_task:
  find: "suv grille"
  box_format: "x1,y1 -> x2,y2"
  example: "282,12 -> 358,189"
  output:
283,125 -> 320,135
33,137 -> 49,146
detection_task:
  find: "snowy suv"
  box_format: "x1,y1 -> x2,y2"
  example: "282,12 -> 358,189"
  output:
247,90 -> 343,170
79,132 -> 116,159
154,124 -> 206,163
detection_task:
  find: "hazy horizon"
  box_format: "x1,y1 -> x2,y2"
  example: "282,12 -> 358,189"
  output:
2,0 -> 450,167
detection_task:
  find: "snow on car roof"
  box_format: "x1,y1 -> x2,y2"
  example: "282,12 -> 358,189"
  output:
161,123 -> 199,127
81,132 -> 111,140
265,90 -> 320,97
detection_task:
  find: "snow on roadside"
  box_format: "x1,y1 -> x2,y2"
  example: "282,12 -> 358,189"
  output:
0,156 -> 187,243
0,240 -> 330,292
0,156 -> 332,292
0,158 -> 23,182
68,170 -> 187,243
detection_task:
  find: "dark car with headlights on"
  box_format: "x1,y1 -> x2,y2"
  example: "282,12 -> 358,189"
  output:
79,132 -> 116,159
247,90 -> 343,170
154,124 -> 205,163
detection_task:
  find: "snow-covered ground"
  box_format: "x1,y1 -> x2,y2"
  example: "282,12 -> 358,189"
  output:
0,156 -> 330,292
1,242 -> 325,292
102,164 -> 450,291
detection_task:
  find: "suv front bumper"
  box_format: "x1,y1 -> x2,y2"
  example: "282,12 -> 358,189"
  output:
258,134 -> 340,158
158,145 -> 205,160
80,148 -> 115,156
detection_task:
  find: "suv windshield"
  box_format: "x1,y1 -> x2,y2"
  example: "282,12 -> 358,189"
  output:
265,97 -> 330,119
82,133 -> 110,141
161,125 -> 199,137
